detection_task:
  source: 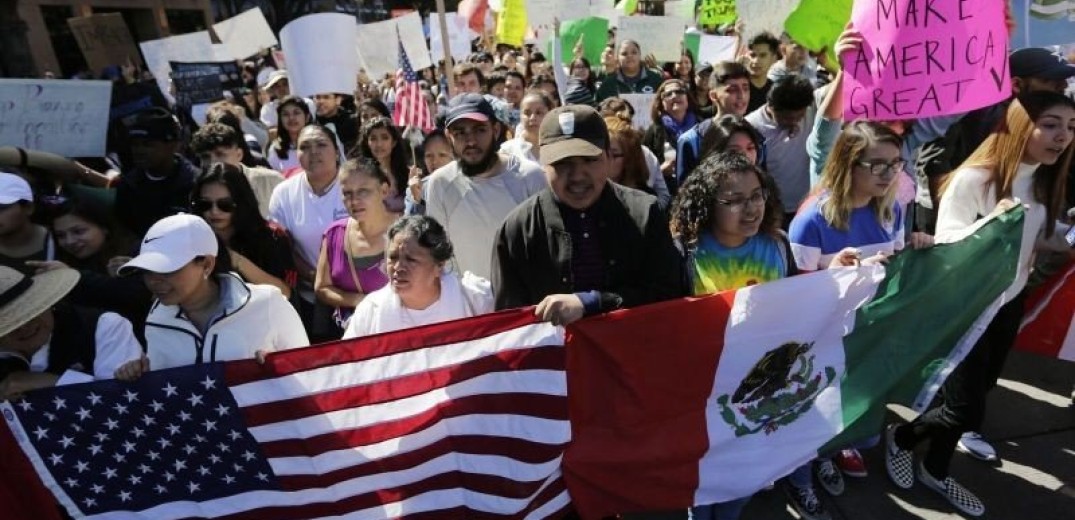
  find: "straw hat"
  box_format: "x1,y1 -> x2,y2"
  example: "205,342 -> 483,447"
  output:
0,266 -> 80,338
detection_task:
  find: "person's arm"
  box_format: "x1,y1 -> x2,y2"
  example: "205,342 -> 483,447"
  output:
551,19 -> 570,106
934,169 -> 989,242
491,223 -> 531,311
342,298 -> 375,339
269,292 -> 310,350
313,237 -> 363,308
92,313 -> 144,380
643,146 -> 671,209
596,201 -> 685,311
231,248 -> 291,299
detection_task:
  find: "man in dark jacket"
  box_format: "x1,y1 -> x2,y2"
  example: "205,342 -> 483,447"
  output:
491,105 -> 684,327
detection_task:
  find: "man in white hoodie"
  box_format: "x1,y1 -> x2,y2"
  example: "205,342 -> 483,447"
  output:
423,94 -> 546,280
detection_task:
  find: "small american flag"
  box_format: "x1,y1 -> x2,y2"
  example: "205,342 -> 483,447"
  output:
393,37 -> 434,132
1,310 -> 570,519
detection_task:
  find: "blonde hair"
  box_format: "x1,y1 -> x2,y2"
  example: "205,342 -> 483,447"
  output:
817,121 -> 902,230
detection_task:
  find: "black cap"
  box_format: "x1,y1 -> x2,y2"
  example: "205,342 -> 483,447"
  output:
445,93 -> 497,128
125,107 -> 180,142
562,78 -> 595,107
538,105 -> 608,166
1010,48 -> 1075,80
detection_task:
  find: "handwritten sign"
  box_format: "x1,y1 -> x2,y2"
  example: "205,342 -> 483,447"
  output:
843,0 -> 1011,120
429,12 -> 479,62
0,79 -> 112,157
67,13 -> 141,74
140,31 -> 213,104
617,16 -> 688,63
212,8 -> 278,60
282,13 -> 359,97
169,61 -> 242,106
785,0 -> 852,69
700,0 -> 738,26
621,93 -> 657,130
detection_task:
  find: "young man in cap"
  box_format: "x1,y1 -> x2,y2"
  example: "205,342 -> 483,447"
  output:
424,93 -> 546,280
0,172 -> 54,274
114,107 -> 200,236
258,71 -> 317,128
491,105 -> 683,327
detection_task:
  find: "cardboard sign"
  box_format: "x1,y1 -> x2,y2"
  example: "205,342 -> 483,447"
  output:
843,0 -> 1011,120
700,0 -> 738,26
621,93 -> 656,130
212,8 -> 278,61
552,17 -> 610,68
396,11 -> 433,71
737,0 -> 801,39
169,61 -> 242,106
0,79 -> 112,157
281,14 -> 359,97
617,16 -> 688,63
67,13 -> 142,74
429,12 -> 479,62
139,31 -> 213,104
356,18 -> 399,78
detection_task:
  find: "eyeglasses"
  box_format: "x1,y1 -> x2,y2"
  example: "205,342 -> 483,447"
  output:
716,189 -> 768,213
192,198 -> 237,213
855,159 -> 906,177
662,88 -> 688,99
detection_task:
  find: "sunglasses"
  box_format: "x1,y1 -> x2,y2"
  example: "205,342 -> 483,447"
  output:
662,88 -> 688,99
192,198 -> 237,213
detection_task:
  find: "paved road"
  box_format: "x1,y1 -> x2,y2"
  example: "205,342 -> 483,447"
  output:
738,350 -> 1075,520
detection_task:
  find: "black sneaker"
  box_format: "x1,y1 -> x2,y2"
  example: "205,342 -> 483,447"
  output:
814,458 -> 845,496
782,482 -> 832,520
917,463 -> 985,517
884,424 -> 915,490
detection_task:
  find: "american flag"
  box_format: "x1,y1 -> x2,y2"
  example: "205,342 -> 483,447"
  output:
1,310 -> 570,519
393,37 -> 434,132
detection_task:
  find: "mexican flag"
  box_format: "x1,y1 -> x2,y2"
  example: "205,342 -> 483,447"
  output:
562,209 -> 1024,518
1016,260 -> 1075,362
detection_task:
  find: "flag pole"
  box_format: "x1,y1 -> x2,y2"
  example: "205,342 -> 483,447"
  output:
435,0 -> 455,99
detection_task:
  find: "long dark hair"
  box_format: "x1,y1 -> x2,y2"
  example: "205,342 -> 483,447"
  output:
272,96 -> 312,159
569,57 -> 596,92
699,115 -> 764,166
355,116 -> 409,196
50,197 -> 134,269
358,99 -> 391,124
191,163 -> 275,258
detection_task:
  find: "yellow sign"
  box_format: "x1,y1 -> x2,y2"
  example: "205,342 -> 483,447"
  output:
496,0 -> 527,47
699,0 -> 737,26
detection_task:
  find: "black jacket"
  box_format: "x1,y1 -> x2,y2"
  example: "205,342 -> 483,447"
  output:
492,184 -> 685,313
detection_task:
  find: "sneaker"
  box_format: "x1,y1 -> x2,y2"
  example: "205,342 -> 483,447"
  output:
917,462 -> 985,517
782,482 -> 832,520
957,431 -> 998,461
885,424 -> 915,490
833,448 -> 868,477
814,459 -> 845,496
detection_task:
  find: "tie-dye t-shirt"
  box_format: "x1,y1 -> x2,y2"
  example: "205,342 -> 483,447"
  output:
691,233 -> 787,295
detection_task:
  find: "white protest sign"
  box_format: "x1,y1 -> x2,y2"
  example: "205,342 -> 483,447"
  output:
429,12 -> 478,62
139,31 -> 213,104
211,44 -> 236,63
621,93 -> 657,131
698,34 -> 738,64
356,14 -> 433,78
0,79 -> 112,157
737,0 -> 800,39
526,0 -> 571,30
667,0 -> 699,21
281,13 -> 359,97
212,8 -> 278,60
617,16 -> 688,62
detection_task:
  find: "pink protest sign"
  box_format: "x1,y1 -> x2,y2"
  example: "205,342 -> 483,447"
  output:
842,0 -> 1011,121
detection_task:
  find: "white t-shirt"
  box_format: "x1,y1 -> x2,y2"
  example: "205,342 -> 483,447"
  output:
28,312 -> 143,384
268,173 -> 349,269
343,272 -> 494,339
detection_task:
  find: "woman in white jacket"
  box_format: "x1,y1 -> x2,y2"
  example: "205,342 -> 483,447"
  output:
114,214 -> 308,378
343,215 -> 493,339
884,92 -> 1075,517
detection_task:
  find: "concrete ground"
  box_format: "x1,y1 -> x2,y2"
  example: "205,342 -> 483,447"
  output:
739,350 -> 1075,520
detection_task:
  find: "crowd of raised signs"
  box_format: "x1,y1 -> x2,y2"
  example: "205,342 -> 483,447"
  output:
2,8 -> 1075,520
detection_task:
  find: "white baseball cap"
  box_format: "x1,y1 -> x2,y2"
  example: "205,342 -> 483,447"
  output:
0,173 -> 33,205
119,214 -> 219,275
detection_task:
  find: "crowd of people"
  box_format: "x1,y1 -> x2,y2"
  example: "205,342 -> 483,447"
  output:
1,11 -> 1074,520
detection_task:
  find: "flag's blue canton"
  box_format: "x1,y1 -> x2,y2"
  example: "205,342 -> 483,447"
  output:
8,364 -> 276,514
399,40 -> 417,82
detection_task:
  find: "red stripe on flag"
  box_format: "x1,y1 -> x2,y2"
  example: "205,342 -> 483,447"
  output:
259,392 -> 567,458
563,292 -> 736,518
1016,261 -> 1075,359
225,308 -> 542,385
0,421 -> 63,520
240,346 -> 563,427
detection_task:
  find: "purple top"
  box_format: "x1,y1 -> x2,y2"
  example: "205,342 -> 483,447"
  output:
324,218 -> 390,299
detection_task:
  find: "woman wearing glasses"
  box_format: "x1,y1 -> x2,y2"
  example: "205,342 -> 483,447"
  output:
668,151 -> 791,519
645,79 -> 701,195
192,163 -> 296,299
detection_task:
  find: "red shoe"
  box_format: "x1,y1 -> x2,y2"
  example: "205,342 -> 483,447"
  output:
834,448 -> 868,478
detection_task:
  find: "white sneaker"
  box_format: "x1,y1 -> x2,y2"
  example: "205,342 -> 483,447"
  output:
956,431 -> 998,461
917,462 -> 985,517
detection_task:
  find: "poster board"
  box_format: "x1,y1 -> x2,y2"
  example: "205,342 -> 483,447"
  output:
169,61 -> 243,106
281,14 -> 359,97
212,8 -> 278,61
67,13 -> 142,74
0,79 -> 112,157
617,16 -> 688,63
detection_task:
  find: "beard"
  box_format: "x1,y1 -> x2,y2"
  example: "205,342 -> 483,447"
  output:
459,145 -> 500,177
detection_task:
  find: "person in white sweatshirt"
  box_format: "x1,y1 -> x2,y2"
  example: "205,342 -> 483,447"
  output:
884,92 -> 1075,518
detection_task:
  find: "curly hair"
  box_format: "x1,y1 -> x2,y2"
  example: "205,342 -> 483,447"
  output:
670,152 -> 783,250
